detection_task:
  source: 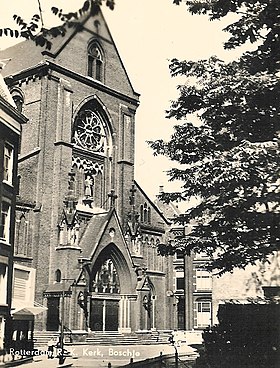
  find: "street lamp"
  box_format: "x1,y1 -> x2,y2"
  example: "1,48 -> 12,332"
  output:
58,278 -> 75,365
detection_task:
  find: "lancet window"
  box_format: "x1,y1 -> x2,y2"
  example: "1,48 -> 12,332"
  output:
140,203 -> 151,224
88,42 -> 104,81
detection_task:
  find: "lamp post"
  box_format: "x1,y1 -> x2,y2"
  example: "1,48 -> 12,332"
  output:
58,287 -> 65,365
58,278 -> 75,365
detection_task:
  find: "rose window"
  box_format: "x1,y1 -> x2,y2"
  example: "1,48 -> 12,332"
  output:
73,110 -> 106,152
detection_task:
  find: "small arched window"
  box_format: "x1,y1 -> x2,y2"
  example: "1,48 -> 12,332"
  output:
88,42 -> 104,81
140,204 -> 144,222
11,90 -> 24,113
55,269 -> 62,283
143,203 -> 148,223
140,203 -> 151,224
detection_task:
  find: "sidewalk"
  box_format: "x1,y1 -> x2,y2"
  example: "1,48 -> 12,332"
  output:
0,343 -> 199,368
0,348 -> 75,368
3,355 -> 75,368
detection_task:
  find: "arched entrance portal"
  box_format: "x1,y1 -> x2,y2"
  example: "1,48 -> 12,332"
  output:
89,244 -> 133,332
90,258 -> 120,331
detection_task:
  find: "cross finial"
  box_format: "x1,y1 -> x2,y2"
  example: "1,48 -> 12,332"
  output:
108,189 -> 118,208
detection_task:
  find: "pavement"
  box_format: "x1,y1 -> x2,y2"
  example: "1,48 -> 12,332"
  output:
1,343 -> 198,368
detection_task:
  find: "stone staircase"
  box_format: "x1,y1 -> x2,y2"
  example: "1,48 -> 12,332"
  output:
86,331 -> 138,345
136,330 -> 171,345
33,331 -> 72,349
33,330 -> 170,348
33,331 -> 59,349
86,331 -> 170,345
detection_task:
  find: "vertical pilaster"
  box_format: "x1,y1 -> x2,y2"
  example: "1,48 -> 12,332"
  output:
184,254 -> 194,330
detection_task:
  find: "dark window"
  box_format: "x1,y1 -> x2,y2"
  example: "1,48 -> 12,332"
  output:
88,55 -> 94,77
13,95 -> 24,113
3,144 -> 13,183
176,277 -> 184,290
0,202 -> 10,241
55,269 -> 61,283
96,59 -> 102,81
140,205 -> 144,222
143,203 -> 148,222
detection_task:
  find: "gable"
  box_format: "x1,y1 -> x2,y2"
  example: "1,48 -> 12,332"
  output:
79,209 -> 133,265
0,8 -> 139,99
134,180 -> 170,228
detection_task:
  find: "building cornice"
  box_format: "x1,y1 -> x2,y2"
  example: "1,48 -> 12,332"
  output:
5,61 -> 140,107
0,96 -> 28,128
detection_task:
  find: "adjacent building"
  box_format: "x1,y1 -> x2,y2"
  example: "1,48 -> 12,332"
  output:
0,72 -> 28,349
155,193 -> 213,332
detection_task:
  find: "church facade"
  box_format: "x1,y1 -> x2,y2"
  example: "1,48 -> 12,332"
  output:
0,6 -> 175,336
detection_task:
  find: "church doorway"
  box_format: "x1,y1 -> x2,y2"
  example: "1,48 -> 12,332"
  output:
90,258 -> 120,331
90,299 -> 119,331
46,297 -> 59,331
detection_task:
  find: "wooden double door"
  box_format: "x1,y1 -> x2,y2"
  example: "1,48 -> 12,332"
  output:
90,298 -> 119,331
46,297 -> 60,331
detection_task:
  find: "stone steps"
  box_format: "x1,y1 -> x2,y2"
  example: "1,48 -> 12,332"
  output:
33,331 -> 70,349
86,331 -> 169,345
85,331 -> 138,345
33,330 -> 170,347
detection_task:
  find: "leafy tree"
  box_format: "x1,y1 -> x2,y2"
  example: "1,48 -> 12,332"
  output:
151,0 -> 280,274
0,0 -> 115,49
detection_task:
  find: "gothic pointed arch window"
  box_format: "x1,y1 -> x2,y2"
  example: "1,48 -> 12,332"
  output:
88,42 -> 104,82
72,99 -> 112,209
92,259 -> 120,294
140,203 -> 151,224
55,269 -> 62,283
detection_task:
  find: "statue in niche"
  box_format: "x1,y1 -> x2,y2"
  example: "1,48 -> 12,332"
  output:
83,174 -> 94,207
85,175 -> 94,197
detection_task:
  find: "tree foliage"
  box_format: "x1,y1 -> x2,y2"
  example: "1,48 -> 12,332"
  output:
152,0 -> 280,274
0,0 -> 115,50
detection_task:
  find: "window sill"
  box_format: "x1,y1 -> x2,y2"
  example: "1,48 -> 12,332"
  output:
0,239 -> 11,246
2,180 -> 14,188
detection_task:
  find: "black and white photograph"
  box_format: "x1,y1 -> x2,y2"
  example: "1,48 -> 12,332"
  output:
0,0 -> 279,367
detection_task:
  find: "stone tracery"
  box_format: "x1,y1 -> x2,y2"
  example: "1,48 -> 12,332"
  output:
73,110 -> 106,152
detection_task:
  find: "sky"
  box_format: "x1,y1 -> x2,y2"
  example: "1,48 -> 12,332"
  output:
0,0 -> 246,200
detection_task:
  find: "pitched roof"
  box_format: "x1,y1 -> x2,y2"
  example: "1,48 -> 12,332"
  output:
0,72 -> 16,107
134,180 -> 171,225
79,211 -> 111,259
154,197 -> 181,221
0,40 -> 45,78
0,7 -> 139,98
0,9 -> 93,78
